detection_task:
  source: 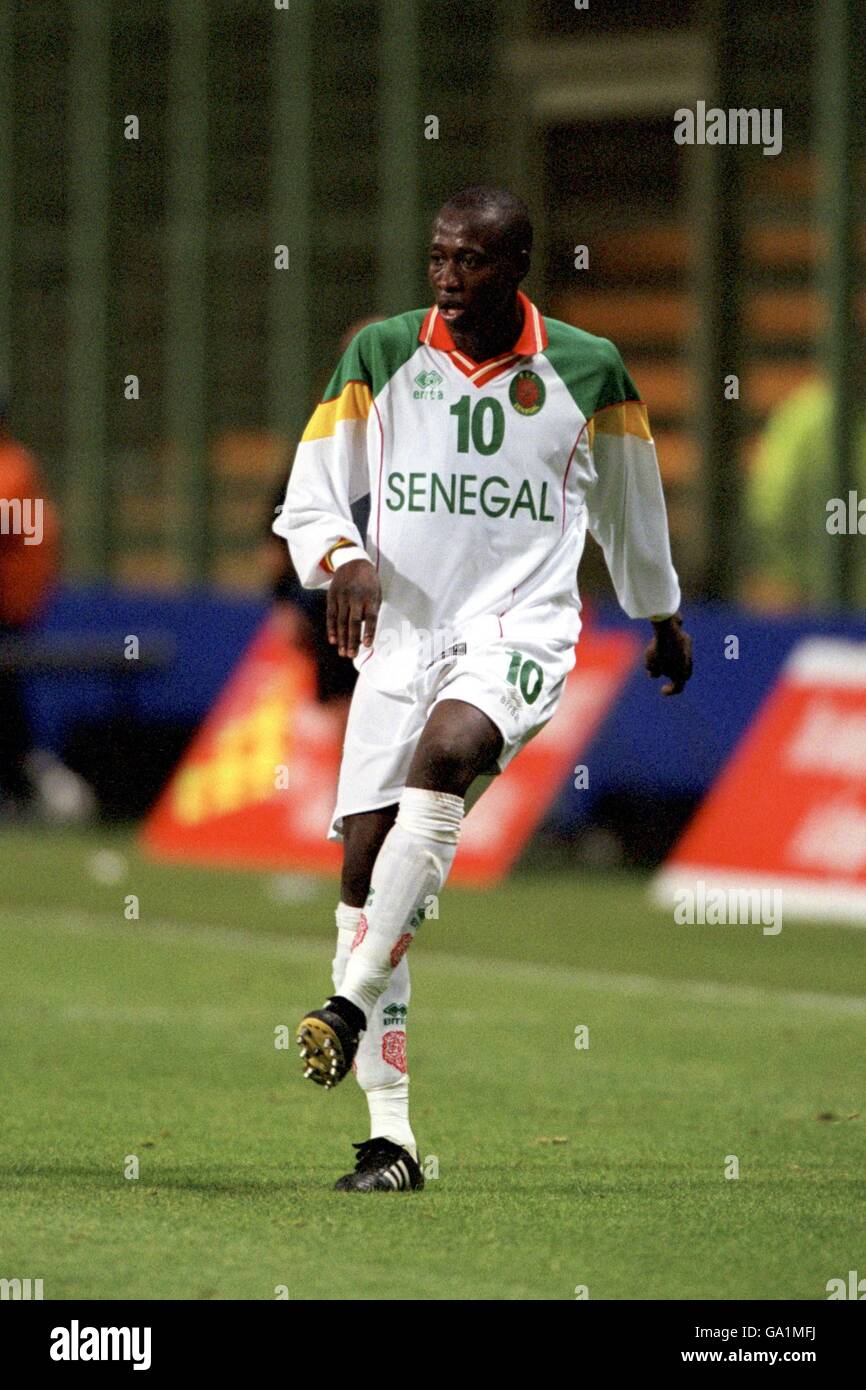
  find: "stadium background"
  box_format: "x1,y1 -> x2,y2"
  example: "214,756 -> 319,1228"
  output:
2,0 -> 865,1302
3,0 -> 865,851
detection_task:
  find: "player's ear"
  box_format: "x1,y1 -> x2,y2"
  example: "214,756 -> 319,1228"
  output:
516,247 -> 531,282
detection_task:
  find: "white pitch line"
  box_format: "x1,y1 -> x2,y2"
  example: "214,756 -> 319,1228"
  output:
1,905 -> 865,1018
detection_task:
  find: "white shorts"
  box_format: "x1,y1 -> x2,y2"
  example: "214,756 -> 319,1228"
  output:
329,636 -> 570,839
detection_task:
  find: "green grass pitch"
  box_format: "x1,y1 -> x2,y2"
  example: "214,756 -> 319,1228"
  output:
1,825 -> 864,1301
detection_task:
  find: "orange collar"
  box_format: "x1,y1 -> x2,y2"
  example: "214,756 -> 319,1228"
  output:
418,290 -> 548,386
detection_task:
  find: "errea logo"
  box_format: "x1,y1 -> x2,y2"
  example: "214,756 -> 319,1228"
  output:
413,369 -> 444,400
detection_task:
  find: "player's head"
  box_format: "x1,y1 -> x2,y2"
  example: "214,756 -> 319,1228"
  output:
428,187 -> 532,332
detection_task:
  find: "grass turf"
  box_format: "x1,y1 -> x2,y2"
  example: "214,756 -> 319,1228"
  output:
1,825 -> 864,1300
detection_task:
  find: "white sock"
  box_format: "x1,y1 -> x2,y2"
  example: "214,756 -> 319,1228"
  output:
367,1078 -> 417,1160
338,788 -> 464,1018
331,901 -> 417,1159
331,902 -> 361,994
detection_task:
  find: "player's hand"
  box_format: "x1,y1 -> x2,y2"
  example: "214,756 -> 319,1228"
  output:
327,559 -> 381,659
644,613 -> 693,696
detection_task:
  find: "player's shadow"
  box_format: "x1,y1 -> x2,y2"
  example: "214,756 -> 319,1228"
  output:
0,1162 -> 312,1196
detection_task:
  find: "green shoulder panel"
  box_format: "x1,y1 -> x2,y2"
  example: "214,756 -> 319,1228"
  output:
542,316 -> 640,420
322,309 -> 427,401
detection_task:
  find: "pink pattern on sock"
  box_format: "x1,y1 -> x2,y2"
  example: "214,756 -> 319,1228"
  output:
351,914 -> 368,951
381,1030 -> 407,1073
390,932 -> 413,967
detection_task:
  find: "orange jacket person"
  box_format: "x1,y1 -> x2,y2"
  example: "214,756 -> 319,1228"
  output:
0,400 -> 60,806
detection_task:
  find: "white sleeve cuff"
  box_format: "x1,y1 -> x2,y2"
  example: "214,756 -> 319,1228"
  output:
330,544 -> 371,571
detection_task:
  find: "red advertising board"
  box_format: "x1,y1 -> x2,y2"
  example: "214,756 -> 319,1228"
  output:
655,638 -> 866,921
142,616 -> 638,884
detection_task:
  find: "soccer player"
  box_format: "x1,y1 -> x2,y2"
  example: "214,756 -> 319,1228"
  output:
273,187 -> 693,1193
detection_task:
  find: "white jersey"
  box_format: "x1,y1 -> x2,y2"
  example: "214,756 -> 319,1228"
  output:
274,292 -> 680,696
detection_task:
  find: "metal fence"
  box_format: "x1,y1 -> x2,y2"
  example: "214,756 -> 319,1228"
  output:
1,0 -> 862,601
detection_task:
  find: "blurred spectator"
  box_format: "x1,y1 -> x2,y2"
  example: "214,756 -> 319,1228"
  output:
262,317 -> 381,704
0,398 -> 95,821
262,476 -> 360,704
744,376 -> 866,610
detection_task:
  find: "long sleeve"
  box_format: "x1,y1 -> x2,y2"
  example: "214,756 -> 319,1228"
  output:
273,335 -> 374,589
584,354 -> 681,620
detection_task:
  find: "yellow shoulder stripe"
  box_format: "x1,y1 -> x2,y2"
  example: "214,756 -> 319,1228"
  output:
588,400 -> 652,448
302,381 -> 373,442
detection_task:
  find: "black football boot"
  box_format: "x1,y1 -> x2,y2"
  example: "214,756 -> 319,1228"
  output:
334,1137 -> 425,1192
296,995 -> 365,1089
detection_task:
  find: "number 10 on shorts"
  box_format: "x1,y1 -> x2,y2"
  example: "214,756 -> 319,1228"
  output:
505,651 -> 543,705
